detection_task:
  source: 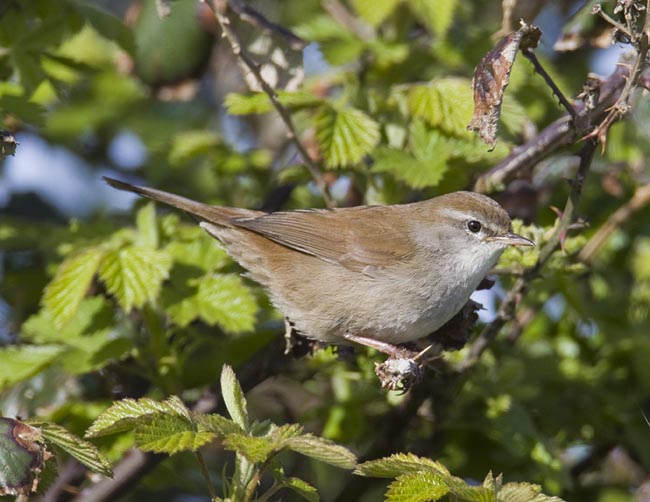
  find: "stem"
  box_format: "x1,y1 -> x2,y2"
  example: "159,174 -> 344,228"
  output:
521,49 -> 578,121
241,457 -> 271,502
196,451 -> 218,501
202,0 -> 335,208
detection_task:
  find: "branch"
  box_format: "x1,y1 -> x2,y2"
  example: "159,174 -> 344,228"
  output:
459,139 -> 597,371
473,60 -> 629,193
203,0 -> 335,207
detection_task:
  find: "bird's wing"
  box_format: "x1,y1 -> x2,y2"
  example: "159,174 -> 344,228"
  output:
231,206 -> 414,275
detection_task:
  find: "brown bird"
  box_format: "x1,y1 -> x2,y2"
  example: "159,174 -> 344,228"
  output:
105,177 -> 533,358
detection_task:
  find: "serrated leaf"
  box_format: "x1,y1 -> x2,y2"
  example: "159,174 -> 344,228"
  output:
42,247 -> 104,329
0,345 -> 65,391
373,147 -> 447,188
135,414 -> 215,455
223,433 -> 275,463
284,477 -> 320,502
315,106 -> 380,168
36,422 -> 112,478
196,274 -> 259,333
407,0 -> 458,37
85,397 -> 190,438
497,483 -> 565,502
285,433 -> 357,469
351,0 -> 402,26
135,202 -> 159,248
386,471 -> 450,502
196,414 -> 243,436
356,453 -> 450,478
408,78 -> 474,138
98,245 -> 172,312
166,237 -> 230,272
221,365 -> 249,429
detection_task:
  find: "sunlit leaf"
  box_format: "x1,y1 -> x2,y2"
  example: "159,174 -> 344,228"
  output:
98,245 -> 172,312
386,471 -> 449,502
356,453 -> 450,478
315,105 -> 380,168
135,414 -> 215,455
42,247 -> 104,329
286,433 -> 357,469
36,422 -> 112,478
221,365 -> 249,429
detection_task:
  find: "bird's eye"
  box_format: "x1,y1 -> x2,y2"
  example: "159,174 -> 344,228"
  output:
467,220 -> 482,233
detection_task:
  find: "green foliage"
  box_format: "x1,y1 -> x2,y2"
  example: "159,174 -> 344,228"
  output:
315,105 -> 381,168
84,366 -> 356,499
36,421 -> 113,477
358,454 -> 564,502
0,345 -> 65,390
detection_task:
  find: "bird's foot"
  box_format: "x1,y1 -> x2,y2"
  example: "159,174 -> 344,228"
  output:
342,333 -> 434,392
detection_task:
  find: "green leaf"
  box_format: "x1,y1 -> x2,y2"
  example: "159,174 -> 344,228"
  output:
135,202 -> 159,248
0,419 -> 46,497
196,274 -> 259,333
0,345 -> 65,391
355,453 -> 450,478
407,0 -> 458,37
283,477 -> 320,502
497,483 -> 565,502
85,396 -> 190,438
223,433 -> 275,463
373,123 -> 450,189
386,471 -> 450,502
42,247 -> 104,329
285,433 -> 357,469
36,422 -> 112,478
168,273 -> 258,333
98,245 -> 172,312
220,365 -> 249,429
407,78 -> 474,137
350,0 -> 402,26
166,237 -> 230,272
315,106 -> 380,168
135,414 -> 215,455
196,414 -> 243,436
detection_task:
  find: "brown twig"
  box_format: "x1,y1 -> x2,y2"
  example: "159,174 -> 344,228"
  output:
579,182 -> 650,264
521,49 -> 578,121
459,139 -> 597,371
474,60 -> 630,193
202,0 -> 335,207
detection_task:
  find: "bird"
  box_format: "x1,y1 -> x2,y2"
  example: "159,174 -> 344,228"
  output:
104,177 -> 533,358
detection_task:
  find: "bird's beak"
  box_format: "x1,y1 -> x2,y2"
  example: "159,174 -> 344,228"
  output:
486,232 -> 535,247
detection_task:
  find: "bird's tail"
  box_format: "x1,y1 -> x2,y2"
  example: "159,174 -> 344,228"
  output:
103,177 -> 258,224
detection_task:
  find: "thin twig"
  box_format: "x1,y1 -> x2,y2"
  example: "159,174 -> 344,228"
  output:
459,140 -> 597,371
522,49 -> 578,121
578,182 -> 650,263
202,0 -> 335,207
196,451 -> 218,501
593,4 -> 633,40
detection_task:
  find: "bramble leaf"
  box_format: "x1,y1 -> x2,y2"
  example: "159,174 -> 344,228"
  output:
315,106 -> 380,168
36,422 -> 113,478
42,247 -> 104,329
221,365 -> 249,430
98,245 -> 172,312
